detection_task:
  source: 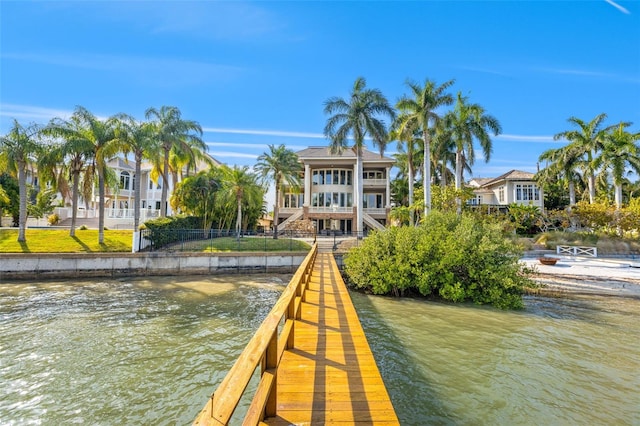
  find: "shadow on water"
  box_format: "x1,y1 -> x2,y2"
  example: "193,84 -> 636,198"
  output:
350,291 -> 455,425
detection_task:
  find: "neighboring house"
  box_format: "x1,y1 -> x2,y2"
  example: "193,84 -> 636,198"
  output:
278,146 -> 395,235
468,169 -> 544,210
50,154 -> 220,227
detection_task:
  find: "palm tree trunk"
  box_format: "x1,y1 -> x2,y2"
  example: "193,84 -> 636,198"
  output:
273,178 -> 280,239
161,145 -> 170,217
408,158 -> 415,226
134,152 -> 142,230
17,162 -> 27,243
70,170 -> 80,237
423,131 -> 431,216
236,196 -> 242,241
614,183 -> 622,209
455,150 -> 464,215
568,180 -> 576,211
98,165 -> 105,244
588,173 -> 596,204
356,147 -> 364,237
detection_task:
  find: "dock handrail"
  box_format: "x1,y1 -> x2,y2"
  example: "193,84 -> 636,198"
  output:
193,243 -> 318,426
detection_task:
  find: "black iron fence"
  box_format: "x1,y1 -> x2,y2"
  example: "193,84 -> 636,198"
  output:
136,228 -> 366,252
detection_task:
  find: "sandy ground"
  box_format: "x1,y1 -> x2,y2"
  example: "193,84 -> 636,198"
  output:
521,256 -> 640,298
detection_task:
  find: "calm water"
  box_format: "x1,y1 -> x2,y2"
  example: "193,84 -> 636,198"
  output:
1,277 -> 639,425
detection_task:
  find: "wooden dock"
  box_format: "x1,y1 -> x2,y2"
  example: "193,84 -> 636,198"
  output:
265,252 -> 399,425
193,247 -> 399,425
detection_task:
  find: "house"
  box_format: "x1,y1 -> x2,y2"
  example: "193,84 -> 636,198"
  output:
277,146 -> 395,235
468,170 -> 544,210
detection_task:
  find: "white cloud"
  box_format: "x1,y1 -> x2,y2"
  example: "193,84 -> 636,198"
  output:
496,134 -> 562,143
0,104 -> 73,122
604,0 -> 630,14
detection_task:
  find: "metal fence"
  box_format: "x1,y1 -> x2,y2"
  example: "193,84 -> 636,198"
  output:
136,228 -> 367,252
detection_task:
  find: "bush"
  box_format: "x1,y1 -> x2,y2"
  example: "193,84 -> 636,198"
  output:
143,215 -> 202,248
344,211 -> 533,309
79,225 -> 88,230
47,213 -> 59,225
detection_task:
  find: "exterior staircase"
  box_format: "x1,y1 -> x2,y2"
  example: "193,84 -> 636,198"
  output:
277,210 -> 304,232
363,213 -> 385,231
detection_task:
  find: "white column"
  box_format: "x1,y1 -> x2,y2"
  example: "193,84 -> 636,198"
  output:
385,166 -> 391,207
304,164 -> 311,206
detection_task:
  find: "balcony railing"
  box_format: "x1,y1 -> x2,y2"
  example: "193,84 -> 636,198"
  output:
363,178 -> 386,186
309,206 -> 353,214
363,208 -> 386,216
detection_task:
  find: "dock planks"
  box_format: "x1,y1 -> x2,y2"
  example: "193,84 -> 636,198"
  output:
264,253 -> 399,425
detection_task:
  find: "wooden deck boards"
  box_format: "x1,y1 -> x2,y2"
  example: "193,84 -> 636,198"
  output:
265,253 -> 399,425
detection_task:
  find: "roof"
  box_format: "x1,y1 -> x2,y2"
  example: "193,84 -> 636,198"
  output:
475,169 -> 536,188
296,146 -> 394,165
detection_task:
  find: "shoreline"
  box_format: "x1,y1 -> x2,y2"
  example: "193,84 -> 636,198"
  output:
521,256 -> 640,299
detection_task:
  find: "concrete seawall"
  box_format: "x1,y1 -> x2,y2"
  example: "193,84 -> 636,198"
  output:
0,252 -> 308,281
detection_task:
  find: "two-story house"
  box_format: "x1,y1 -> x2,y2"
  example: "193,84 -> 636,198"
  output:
277,146 -> 394,235
468,169 -> 544,210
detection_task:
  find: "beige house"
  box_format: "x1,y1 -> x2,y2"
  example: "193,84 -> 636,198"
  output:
468,170 -> 544,210
277,147 -> 394,235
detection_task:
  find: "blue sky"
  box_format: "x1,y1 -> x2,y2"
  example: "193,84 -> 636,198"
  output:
1,0 -> 639,180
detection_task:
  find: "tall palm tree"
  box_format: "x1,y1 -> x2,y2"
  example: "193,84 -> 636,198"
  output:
220,165 -> 263,240
61,106 -> 119,244
0,120 -> 41,242
447,92 -> 502,190
42,115 -> 96,236
554,113 -> 611,204
390,118 -> 422,225
145,106 -> 205,217
395,78 -> 454,216
595,122 -> 640,208
538,144 -> 582,209
255,144 -> 302,238
113,114 -> 158,230
324,77 -> 395,235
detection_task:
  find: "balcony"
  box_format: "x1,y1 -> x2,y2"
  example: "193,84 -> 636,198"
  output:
363,178 -> 386,187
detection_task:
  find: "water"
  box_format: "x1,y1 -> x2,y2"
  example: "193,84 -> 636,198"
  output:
0,276 -> 286,425
352,293 -> 640,425
1,278 -> 639,425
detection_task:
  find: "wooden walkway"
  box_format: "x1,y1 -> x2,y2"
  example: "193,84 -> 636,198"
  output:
264,253 -> 399,425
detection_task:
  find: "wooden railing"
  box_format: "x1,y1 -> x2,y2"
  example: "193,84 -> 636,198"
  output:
193,244 -> 318,426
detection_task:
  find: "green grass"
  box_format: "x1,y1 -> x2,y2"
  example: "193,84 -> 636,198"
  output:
0,229 -> 133,253
170,236 -> 311,252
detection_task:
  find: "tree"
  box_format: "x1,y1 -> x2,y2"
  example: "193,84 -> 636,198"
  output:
390,122 -> 421,225
537,144 -> 583,210
0,120 -> 41,242
0,173 -> 20,227
324,77 -> 395,235
219,165 -> 264,240
64,106 -> 119,244
395,78 -> 454,216
171,168 -> 221,231
255,144 -> 302,238
113,115 -> 158,230
446,93 -> 501,214
554,113 -> 611,204
145,106 -> 205,217
595,122 -> 640,209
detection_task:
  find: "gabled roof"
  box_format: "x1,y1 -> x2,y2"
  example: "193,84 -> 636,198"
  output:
296,146 -> 394,165
476,169 -> 536,188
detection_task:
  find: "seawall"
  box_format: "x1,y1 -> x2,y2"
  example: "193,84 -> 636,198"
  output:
0,252 -> 308,281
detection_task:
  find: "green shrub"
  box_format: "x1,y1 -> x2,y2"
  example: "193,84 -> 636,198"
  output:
47,213 -> 60,225
344,211 -> 533,309
143,215 -> 202,248
79,225 -> 88,230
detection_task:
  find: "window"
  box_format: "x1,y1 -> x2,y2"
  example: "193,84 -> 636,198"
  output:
120,171 -> 130,190
468,195 -> 482,205
498,186 -> 505,203
363,193 -> 383,208
515,184 -> 540,202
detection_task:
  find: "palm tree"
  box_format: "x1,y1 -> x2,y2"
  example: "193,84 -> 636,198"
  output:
595,122 -> 640,208
255,144 -> 302,238
538,144 -> 582,209
395,79 -> 454,216
447,92 -> 502,190
324,77 -> 395,235
390,119 -> 422,225
42,115 -> 96,236
554,113 -> 611,204
0,120 -> 41,242
220,165 -> 263,240
113,115 -> 158,230
145,106 -> 205,217
61,106 -> 119,244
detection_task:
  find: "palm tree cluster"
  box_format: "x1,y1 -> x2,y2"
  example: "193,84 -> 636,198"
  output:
1,105 -> 213,243
324,76 -> 502,228
537,113 -> 640,210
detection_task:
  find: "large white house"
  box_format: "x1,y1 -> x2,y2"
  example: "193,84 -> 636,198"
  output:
468,170 -> 544,210
277,146 -> 395,235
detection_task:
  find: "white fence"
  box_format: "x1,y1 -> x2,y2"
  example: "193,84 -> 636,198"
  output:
556,245 -> 598,257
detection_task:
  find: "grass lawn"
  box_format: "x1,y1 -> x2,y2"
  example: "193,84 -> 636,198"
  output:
170,236 -> 311,252
0,229 -> 133,253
